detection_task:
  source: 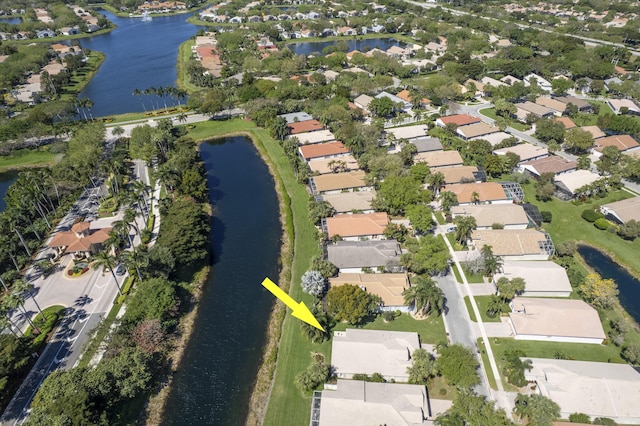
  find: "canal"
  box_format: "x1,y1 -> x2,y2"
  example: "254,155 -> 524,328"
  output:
578,245 -> 640,324
163,136 -> 281,425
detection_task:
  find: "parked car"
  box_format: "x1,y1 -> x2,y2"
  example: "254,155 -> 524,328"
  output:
115,263 -> 126,276
446,226 -> 457,233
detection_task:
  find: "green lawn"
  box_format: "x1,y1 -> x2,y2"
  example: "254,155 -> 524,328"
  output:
489,337 -> 624,364
477,338 -> 499,390
452,264 -> 485,284
0,149 -> 59,171
464,296 -> 501,323
445,232 -> 464,251
478,108 -> 529,131
177,39 -> 200,92
572,100 -> 615,126
521,183 -> 640,276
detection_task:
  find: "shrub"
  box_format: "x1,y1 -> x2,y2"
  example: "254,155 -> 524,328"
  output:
382,311 -> 395,322
594,218 -> 609,230
593,418 -> 617,426
569,413 -> 592,423
540,211 -> 552,223
582,209 -> 603,222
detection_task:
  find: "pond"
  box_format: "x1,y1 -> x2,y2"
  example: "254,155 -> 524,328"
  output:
0,170 -> 19,212
578,245 -> 640,324
288,37 -> 404,56
0,17 -> 21,24
163,136 -> 281,425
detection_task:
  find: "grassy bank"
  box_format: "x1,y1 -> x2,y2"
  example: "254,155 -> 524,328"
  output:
0,149 -> 59,171
62,51 -> 106,98
464,296 -> 501,323
177,39 -> 199,92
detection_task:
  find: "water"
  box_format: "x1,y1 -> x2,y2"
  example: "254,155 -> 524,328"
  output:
0,17 -> 21,24
0,171 -> 19,212
78,11 -> 202,117
163,136 -> 281,425
288,37 -> 404,56
578,245 -> 640,324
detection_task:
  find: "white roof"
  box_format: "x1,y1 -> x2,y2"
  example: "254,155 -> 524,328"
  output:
554,170 -> 602,194
494,143 -> 549,162
525,358 -> 640,422
319,380 -> 437,425
290,129 -> 335,145
387,124 -> 428,140
496,260 -> 572,295
331,329 -> 420,379
471,131 -> 512,146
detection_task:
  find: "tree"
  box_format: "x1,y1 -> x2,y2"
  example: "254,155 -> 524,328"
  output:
310,256 -> 338,279
536,172 -> 556,201
535,118 -> 565,143
437,390 -> 514,426
580,272 -> 619,309
131,319 -> 166,354
372,175 -> 431,216
453,215 -> 477,245
122,277 -> 177,330
300,308 -> 333,344
427,171 -> 445,193
91,251 -> 122,296
494,99 -> 516,118
439,191 -> 458,213
514,393 -> 560,426
407,348 -> 438,384
326,284 -> 380,325
618,219 -> 640,240
403,275 -> 444,317
405,204 -> 434,234
495,277 -> 526,302
300,270 -> 326,298
368,96 -> 395,117
295,355 -> 330,393
268,117 -> 289,141
436,344 -> 480,389
308,199 -> 335,225
564,128 -> 594,154
501,349 -> 532,386
383,223 -> 409,243
569,413 -> 592,424
400,236 -> 451,276
481,245 -> 503,279
551,78 -> 573,96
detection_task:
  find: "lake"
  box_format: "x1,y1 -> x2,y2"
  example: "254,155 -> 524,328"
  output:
78,11 -> 202,117
578,245 -> 640,324
0,171 -> 19,212
163,136 -> 281,425
288,37 -> 404,56
0,17 -> 21,24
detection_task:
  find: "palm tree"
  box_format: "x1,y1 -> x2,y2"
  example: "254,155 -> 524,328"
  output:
438,191 -> 458,213
121,246 -> 149,281
13,279 -> 44,319
177,112 -> 187,124
2,290 -> 38,333
0,236 -> 21,272
0,306 -> 25,337
453,215 -> 477,245
428,172 -> 446,194
470,191 -> 480,205
124,208 -> 141,238
300,307 -> 332,343
403,275 -> 445,317
111,219 -> 133,248
481,245 -> 504,280
91,250 -> 123,296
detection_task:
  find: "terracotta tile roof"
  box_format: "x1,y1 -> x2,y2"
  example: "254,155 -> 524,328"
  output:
299,141 -> 350,160
308,154 -> 359,174
329,273 -> 409,307
520,156 -> 577,176
442,182 -> 507,204
471,229 -> 548,257
580,126 -> 606,139
288,119 -> 324,135
594,134 -> 639,152
326,212 -> 389,238
536,96 -> 566,113
413,150 -> 464,168
554,116 -> 576,129
436,166 -> 479,184
48,227 -> 112,253
438,114 -> 481,127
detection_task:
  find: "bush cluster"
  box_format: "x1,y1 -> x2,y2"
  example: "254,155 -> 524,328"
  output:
594,218 -> 610,230
582,209 -> 604,222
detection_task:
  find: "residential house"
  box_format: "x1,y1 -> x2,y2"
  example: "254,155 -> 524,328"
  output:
523,73 -> 552,92
580,125 -> 606,140
554,116 -> 576,130
601,197 -> 640,224
554,95 -> 592,112
337,26 -> 357,36
395,89 -> 431,108
535,96 -> 566,116
514,101 -> 555,121
495,260 -> 572,297
608,98 -> 640,115
470,229 -> 554,260
494,143 -> 549,164
353,94 -> 373,112
386,124 -> 428,141
554,170 -> 604,198
310,170 -> 370,195
500,75 -> 522,85
442,182 -> 510,205
59,26 -> 80,36
435,166 -> 483,184
480,76 -> 507,88
327,240 -> 402,273
375,91 -> 411,110
413,150 -> 464,169
325,212 -> 389,241
593,134 -> 639,153
386,45 -> 409,59
525,359 -> 640,424
519,156 -> 577,179
36,29 -> 55,38
316,380 -> 451,426
456,122 -> 500,140
329,273 -> 410,311
451,204 -> 529,230
288,119 -> 324,135
299,141 -> 350,162
471,131 -> 513,147
320,191 -> 376,214
308,154 -> 358,174
331,329 -> 421,381
435,114 -> 481,128
293,129 -> 336,145
509,297 -> 606,343
410,137 -> 442,153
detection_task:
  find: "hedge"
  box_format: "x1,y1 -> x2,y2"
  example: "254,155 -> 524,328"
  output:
582,209 -> 604,223
594,218 -> 610,230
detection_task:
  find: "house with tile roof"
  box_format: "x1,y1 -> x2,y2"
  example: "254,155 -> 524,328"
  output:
435,114 -> 481,128
471,229 -> 554,260
327,240 -> 403,273
593,134 -> 639,153
442,182 -> 510,205
329,273 -> 410,311
325,212 -> 389,241
494,143 -> 549,164
386,124 -> 428,141
535,96 -> 566,115
413,150 -> 464,169
395,89 -> 431,108
288,119 -> 324,135
554,116 -> 576,129
308,154 -> 358,174
311,170 -> 370,194
435,166 -> 482,184
320,191 -> 376,214
514,101 -> 555,121
554,170 -> 604,198
292,129 -> 336,145
451,204 -> 529,230
519,156 -> 577,178
456,122 -> 500,140
601,197 -> 640,224
299,141 -> 350,161
496,260 -> 572,297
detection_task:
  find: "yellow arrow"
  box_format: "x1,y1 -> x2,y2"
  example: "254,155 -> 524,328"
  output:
261,277 -> 325,331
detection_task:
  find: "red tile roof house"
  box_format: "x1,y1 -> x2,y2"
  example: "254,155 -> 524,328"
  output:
287,119 -> 324,135
48,222 -> 112,258
324,212 -> 389,241
299,141 -> 351,162
435,114 -> 481,128
593,135 -> 640,153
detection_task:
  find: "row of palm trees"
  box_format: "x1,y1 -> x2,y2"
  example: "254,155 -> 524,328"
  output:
132,86 -> 187,114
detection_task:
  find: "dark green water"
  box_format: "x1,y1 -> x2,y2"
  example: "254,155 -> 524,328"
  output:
578,245 -> 640,324
163,136 -> 281,425
0,171 -> 19,212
